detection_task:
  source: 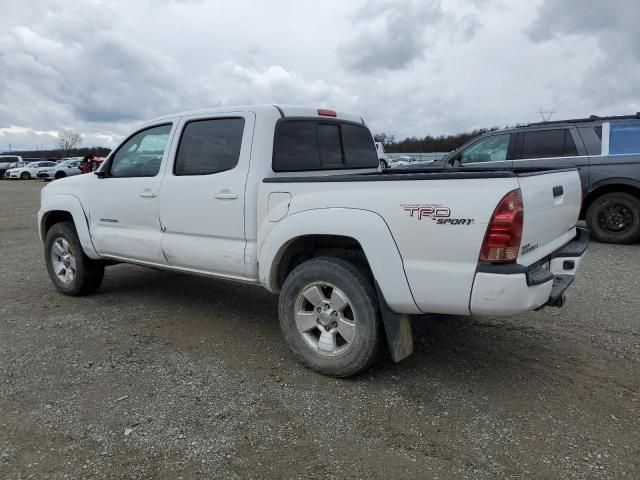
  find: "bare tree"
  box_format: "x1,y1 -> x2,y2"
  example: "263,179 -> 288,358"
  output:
57,129 -> 82,159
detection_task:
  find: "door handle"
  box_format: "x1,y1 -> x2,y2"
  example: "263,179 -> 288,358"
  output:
553,186 -> 564,198
139,191 -> 157,198
214,192 -> 238,200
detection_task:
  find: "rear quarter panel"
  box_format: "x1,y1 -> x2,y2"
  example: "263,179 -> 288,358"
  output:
260,177 -> 520,315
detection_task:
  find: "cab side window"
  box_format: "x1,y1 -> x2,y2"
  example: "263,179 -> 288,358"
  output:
174,118 -> 244,176
110,124 -> 172,178
460,134 -> 510,164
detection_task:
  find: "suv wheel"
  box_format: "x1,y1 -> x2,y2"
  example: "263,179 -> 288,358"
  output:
45,221 -> 105,295
20,171 -> 31,180
279,256 -> 381,377
586,192 -> 640,244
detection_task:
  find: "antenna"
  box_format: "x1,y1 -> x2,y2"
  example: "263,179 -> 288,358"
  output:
537,107 -> 556,122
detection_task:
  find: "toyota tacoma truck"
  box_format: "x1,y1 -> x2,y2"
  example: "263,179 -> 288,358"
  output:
38,105 -> 588,377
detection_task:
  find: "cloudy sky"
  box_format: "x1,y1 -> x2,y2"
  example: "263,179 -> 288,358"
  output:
1,0 -> 638,152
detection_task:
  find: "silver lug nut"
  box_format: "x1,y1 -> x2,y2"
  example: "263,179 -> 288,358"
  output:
331,311 -> 338,317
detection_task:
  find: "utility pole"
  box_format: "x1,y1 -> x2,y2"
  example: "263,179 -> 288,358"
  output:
537,107 -> 556,122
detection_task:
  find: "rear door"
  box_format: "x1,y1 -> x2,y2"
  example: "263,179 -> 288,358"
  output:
158,112 -> 255,278
457,133 -> 514,169
512,127 -> 589,188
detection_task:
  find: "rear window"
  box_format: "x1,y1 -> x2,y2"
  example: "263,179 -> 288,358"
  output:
273,120 -> 378,172
519,129 -> 577,159
609,122 -> 640,155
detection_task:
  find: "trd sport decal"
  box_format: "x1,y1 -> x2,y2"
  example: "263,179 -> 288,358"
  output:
402,204 -> 475,225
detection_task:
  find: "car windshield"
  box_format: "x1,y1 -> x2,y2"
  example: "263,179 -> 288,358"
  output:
26,162 -> 38,167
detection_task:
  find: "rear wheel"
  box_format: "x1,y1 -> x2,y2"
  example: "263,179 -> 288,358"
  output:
586,192 -> 640,244
278,256 -> 381,377
44,222 -> 105,296
20,171 -> 31,180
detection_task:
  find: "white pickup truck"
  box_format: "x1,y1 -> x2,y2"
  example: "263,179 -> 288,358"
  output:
38,105 -> 588,376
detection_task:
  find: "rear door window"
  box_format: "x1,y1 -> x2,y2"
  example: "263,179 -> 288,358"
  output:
174,118 -> 244,175
609,122 -> 640,155
272,120 -> 378,172
519,129 -> 577,159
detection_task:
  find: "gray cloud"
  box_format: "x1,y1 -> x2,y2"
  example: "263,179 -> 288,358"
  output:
339,0 -> 445,73
528,0 -> 640,112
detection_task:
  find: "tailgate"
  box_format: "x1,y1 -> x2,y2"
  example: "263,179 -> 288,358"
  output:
517,169 -> 582,266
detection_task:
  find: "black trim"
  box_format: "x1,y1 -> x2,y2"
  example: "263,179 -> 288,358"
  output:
526,265 -> 554,286
273,105 -> 285,118
553,185 -> 564,197
549,227 -> 589,258
528,113 -> 640,127
548,275 -> 574,302
263,170 -> 517,183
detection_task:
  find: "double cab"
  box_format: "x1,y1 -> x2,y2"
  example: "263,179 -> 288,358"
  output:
38,105 -> 588,376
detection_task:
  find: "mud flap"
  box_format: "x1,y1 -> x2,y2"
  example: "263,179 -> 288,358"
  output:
375,282 -> 414,363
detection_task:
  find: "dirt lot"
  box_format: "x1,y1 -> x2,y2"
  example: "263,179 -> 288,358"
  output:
1,180 -> 639,479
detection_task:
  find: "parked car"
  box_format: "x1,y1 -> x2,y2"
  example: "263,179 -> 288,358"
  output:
37,159 -> 83,180
0,155 -> 23,178
375,142 -> 388,168
6,160 -> 58,180
38,105 -> 587,377
437,114 -> 640,244
388,156 -> 418,168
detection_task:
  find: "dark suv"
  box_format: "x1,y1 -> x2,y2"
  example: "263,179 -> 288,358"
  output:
442,114 -> 640,244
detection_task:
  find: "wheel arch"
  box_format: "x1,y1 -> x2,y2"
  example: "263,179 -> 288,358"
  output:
259,208 -> 420,315
39,195 -> 101,259
581,180 -> 640,218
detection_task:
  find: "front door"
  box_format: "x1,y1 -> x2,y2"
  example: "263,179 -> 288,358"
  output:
87,123 -> 175,264
158,112 -> 255,279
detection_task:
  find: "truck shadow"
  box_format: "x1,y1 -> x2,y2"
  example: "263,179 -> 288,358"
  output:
92,264 -> 605,393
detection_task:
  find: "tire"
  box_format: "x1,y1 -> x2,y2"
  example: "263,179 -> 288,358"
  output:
54,171 -> 66,180
380,159 -> 388,169
278,256 -> 382,377
586,192 -> 640,244
20,171 -> 31,180
44,221 -> 105,296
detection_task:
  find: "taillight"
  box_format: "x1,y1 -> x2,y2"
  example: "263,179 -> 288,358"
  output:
318,108 -> 337,117
480,189 -> 524,263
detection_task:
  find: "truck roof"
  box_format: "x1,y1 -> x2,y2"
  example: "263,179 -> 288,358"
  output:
145,104 -> 365,125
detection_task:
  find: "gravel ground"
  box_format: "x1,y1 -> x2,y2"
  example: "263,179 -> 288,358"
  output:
1,180 -> 639,479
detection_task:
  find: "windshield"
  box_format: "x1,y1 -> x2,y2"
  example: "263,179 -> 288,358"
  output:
26,162 -> 38,167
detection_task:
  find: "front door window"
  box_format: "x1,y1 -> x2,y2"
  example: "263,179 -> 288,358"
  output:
460,134 -> 510,164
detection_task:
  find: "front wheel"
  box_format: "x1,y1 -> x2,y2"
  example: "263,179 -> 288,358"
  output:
54,171 -> 66,179
586,192 -> 640,244
278,257 -> 382,377
44,221 -> 105,296
20,171 -> 31,180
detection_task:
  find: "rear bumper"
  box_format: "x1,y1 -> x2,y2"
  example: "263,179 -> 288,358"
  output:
470,228 -> 589,316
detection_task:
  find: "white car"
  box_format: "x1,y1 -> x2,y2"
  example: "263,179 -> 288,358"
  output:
38,104 -> 588,377
37,159 -> 83,181
6,161 -> 57,180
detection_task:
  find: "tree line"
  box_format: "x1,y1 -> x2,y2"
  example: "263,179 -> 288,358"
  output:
374,127 -> 501,153
1,146 -> 112,159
